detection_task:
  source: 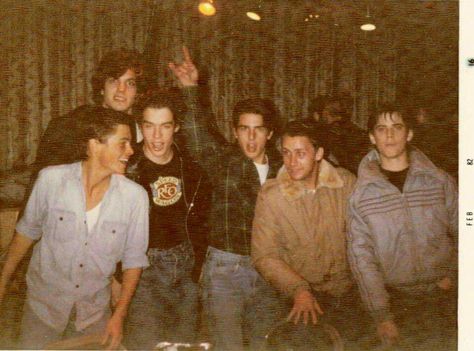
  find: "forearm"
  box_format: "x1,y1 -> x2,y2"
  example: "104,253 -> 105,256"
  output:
0,232 -> 35,298
111,267 -> 142,320
181,87 -> 221,159
254,257 -> 310,297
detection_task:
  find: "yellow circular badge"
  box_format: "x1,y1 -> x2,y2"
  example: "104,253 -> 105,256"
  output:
151,176 -> 182,206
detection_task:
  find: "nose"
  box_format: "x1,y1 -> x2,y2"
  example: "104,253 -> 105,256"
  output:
249,128 -> 256,140
126,143 -> 134,156
117,80 -> 126,92
289,154 -> 297,167
387,128 -> 394,139
153,127 -> 162,139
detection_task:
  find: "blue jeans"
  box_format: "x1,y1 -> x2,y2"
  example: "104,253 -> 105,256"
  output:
125,241 -> 198,350
201,247 -> 284,351
18,303 -> 109,349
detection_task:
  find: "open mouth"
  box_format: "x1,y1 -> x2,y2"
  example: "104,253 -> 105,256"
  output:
246,144 -> 257,153
114,95 -> 126,103
151,143 -> 164,151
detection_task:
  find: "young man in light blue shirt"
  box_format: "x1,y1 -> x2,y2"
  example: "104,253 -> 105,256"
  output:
0,106 -> 149,350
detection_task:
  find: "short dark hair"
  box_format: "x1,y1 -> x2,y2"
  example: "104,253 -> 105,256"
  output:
75,106 -> 132,159
280,119 -> 327,152
135,88 -> 186,125
92,48 -> 145,105
323,95 -> 352,121
367,103 -> 415,132
232,98 -> 278,132
308,95 -> 328,118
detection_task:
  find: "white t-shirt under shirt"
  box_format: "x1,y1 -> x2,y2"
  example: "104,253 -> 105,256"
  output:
254,161 -> 270,186
86,202 -> 102,233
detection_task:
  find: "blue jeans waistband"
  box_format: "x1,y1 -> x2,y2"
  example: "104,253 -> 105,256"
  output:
147,241 -> 193,264
206,246 -> 252,266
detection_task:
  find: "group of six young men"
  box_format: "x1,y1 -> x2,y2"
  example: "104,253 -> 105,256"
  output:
0,47 -> 457,350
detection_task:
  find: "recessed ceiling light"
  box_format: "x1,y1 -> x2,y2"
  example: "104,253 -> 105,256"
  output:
247,11 -> 261,21
199,0 -> 216,16
360,23 -> 376,31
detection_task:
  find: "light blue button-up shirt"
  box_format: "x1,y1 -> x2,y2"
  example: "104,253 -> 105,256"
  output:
16,162 -> 149,332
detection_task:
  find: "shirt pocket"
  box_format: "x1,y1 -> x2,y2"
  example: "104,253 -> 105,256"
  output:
96,220 -> 127,260
47,209 -> 77,243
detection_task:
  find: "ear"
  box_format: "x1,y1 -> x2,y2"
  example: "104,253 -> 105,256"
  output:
87,138 -> 101,157
100,90 -> 104,96
369,133 -> 376,145
233,127 -> 238,139
407,129 -> 414,142
266,130 -> 274,140
315,147 -> 324,162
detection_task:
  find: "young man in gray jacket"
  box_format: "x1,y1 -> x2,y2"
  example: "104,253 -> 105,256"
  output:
347,104 -> 457,349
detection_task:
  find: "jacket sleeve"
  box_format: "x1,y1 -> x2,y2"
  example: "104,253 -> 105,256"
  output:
347,195 -> 393,324
189,172 -> 210,283
444,173 -> 458,278
251,190 -> 311,297
180,87 -> 226,169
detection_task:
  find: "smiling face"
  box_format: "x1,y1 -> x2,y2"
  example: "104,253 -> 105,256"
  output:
369,112 -> 413,169
94,124 -> 134,175
102,69 -> 137,113
233,113 -> 273,164
281,135 -> 324,189
141,107 -> 179,165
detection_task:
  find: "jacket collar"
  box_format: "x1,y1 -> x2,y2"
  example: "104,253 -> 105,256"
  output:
357,147 -> 445,187
277,159 -> 344,201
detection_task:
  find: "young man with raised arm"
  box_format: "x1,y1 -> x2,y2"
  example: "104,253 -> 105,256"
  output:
168,47 -> 283,351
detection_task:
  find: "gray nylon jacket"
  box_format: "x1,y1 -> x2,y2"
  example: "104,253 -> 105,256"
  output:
347,148 -> 457,323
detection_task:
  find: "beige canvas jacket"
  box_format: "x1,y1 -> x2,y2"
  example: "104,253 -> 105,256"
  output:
251,160 -> 356,298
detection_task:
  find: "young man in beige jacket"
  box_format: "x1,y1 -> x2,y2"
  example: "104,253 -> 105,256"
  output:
251,119 -> 368,348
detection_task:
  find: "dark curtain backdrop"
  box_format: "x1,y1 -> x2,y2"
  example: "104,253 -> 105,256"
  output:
0,0 -> 458,171
0,0 -> 154,170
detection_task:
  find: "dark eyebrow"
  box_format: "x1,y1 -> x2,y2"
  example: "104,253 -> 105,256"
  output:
237,124 -> 265,128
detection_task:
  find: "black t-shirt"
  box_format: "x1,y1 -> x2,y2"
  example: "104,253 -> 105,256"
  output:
381,167 -> 409,193
137,155 -> 188,249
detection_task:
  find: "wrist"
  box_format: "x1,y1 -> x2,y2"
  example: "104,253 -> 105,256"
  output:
111,306 -> 127,321
289,281 -> 311,298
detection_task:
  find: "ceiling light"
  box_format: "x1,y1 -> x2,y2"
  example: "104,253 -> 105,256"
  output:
360,6 -> 376,31
247,11 -> 261,21
199,0 -> 216,16
361,23 -> 376,31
